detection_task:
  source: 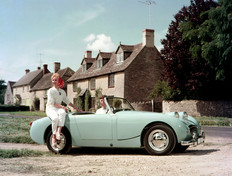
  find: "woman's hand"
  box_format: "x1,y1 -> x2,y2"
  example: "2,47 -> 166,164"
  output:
62,106 -> 68,112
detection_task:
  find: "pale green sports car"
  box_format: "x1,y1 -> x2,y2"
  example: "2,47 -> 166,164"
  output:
30,96 -> 205,155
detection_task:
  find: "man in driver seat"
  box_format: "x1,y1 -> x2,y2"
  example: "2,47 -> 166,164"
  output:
96,95 -> 108,114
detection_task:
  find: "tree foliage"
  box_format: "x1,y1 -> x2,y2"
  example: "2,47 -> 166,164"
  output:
0,80 -> 7,104
183,0 -> 232,81
160,0 -> 218,100
75,87 -> 83,110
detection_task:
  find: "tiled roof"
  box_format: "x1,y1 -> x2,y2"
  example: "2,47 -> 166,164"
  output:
81,58 -> 96,65
96,52 -> 113,59
30,67 -> 74,91
13,69 -> 44,87
68,43 -> 143,82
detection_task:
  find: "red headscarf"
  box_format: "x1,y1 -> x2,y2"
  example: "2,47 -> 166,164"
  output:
58,77 -> 64,88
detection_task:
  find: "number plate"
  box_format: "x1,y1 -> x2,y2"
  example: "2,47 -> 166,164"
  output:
198,137 -> 204,144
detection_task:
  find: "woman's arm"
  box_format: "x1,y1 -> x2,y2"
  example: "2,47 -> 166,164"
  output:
54,103 -> 68,112
68,102 -> 82,112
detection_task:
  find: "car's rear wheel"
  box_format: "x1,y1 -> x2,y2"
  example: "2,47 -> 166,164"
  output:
46,128 -> 72,154
143,124 -> 176,155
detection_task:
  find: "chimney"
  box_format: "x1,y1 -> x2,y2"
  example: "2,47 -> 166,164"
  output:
142,29 -> 154,47
25,69 -> 30,74
43,64 -> 48,75
85,50 -> 92,58
54,62 -> 60,73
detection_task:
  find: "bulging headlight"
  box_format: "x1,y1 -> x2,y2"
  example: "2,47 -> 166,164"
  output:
174,112 -> 179,118
183,112 -> 188,119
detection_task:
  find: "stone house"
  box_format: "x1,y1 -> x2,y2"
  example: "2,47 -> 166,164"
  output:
30,62 -> 75,111
12,65 -> 50,108
4,81 -> 16,105
67,29 -> 163,111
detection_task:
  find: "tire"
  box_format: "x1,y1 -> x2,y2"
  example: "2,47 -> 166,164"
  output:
143,124 -> 176,155
46,128 -> 72,154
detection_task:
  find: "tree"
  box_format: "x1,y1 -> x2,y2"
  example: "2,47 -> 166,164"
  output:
84,89 -> 91,111
161,0 -> 218,100
192,0 -> 232,81
181,0 -> 232,99
0,80 -> 7,104
75,87 -> 83,110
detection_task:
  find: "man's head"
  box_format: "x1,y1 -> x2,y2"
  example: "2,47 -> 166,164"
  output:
99,95 -> 106,108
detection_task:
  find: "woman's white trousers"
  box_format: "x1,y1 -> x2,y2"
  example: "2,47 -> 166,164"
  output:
46,107 -> 67,134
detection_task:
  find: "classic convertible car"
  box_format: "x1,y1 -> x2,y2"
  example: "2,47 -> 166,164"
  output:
30,96 -> 205,155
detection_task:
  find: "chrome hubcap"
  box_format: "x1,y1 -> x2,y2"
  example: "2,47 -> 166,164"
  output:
148,129 -> 169,151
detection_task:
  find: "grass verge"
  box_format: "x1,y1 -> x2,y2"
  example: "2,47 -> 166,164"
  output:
195,116 -> 232,126
0,149 -> 51,158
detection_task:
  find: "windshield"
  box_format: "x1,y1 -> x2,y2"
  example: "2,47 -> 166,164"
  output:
106,97 -> 135,113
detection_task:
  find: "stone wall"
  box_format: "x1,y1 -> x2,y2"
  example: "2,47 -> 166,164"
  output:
163,100 -> 232,118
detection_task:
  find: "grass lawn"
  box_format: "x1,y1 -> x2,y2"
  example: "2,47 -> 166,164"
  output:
0,115 -> 41,144
0,111 -> 46,117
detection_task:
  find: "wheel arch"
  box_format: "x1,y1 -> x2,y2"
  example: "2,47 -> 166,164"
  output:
140,122 -> 177,147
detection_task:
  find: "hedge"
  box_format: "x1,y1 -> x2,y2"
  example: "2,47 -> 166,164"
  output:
0,105 -> 30,111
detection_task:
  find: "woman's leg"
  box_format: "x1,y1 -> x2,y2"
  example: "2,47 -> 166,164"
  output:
46,108 -> 59,145
56,108 -> 67,140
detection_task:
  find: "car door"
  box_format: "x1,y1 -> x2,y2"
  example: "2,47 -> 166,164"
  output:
75,113 -> 112,140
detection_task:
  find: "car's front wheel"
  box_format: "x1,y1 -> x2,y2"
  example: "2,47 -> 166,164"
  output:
143,124 -> 176,155
46,128 -> 72,154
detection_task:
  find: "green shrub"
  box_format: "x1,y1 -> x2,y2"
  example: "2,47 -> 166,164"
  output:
0,105 -> 30,112
149,80 -> 182,101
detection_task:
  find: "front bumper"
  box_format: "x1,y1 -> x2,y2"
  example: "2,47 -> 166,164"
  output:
181,130 -> 205,146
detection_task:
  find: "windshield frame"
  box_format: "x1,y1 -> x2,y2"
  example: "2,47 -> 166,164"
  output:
105,96 -> 135,114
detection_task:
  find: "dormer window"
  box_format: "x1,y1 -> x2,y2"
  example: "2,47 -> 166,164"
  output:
97,59 -> 103,68
117,52 -> 124,63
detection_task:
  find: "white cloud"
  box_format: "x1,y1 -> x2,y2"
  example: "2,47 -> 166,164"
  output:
66,4 -> 105,26
84,34 -> 96,43
84,34 -> 116,52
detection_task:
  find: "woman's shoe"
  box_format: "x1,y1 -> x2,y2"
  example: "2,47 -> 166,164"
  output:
52,141 -> 57,149
56,133 -> 61,140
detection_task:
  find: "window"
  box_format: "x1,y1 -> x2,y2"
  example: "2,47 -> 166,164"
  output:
116,52 -> 124,63
90,78 -> 96,90
97,59 -> 103,68
108,74 -> 115,88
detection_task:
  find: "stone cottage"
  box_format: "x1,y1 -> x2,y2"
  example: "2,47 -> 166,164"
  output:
67,29 -> 163,111
30,62 -> 75,111
4,81 -> 16,105
12,65 -> 50,108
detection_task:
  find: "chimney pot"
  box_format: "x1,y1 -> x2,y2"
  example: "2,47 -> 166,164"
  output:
25,69 -> 30,74
37,67 -> 41,70
54,62 -> 60,73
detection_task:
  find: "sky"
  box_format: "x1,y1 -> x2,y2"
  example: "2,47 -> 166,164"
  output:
0,0 -> 190,83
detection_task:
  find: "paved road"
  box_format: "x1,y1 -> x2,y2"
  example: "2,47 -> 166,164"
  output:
203,126 -> 232,139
